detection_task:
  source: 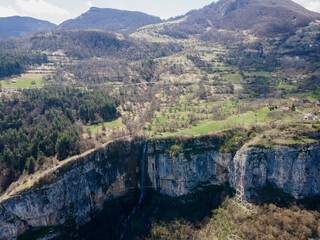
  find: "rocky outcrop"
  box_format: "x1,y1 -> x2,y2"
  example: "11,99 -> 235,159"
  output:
0,140 -> 144,240
230,143 -> 320,200
146,139 -> 320,200
0,137 -> 319,239
147,139 -> 232,196
0,204 -> 28,239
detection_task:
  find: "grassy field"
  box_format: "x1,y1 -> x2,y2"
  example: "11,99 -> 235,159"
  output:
244,71 -> 271,77
154,108 -> 274,137
1,74 -> 46,89
85,118 -> 125,134
222,73 -> 243,83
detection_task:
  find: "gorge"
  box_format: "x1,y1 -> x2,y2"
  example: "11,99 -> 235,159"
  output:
0,133 -> 319,240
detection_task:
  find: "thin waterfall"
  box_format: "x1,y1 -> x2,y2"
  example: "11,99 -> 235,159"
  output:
139,142 -> 147,204
119,141 -> 147,240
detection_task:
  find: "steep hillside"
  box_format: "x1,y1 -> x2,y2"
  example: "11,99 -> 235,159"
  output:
155,0 -> 320,39
59,7 -> 162,33
0,16 -> 56,39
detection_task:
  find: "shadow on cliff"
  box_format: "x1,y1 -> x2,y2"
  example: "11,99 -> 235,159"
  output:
66,189 -> 141,240
64,185 -> 234,240
17,183 -> 320,240
17,189 -> 141,240
252,182 -> 320,211
18,185 -> 234,240
125,184 -> 234,240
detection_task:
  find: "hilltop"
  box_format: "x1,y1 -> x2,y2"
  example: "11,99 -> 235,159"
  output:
59,7 -> 163,33
0,29 -> 182,60
136,0 -> 320,40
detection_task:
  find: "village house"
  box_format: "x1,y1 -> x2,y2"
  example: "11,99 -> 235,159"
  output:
280,106 -> 290,112
304,114 -> 319,121
289,98 -> 300,103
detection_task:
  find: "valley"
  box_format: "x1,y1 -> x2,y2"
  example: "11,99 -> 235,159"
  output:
0,0 -> 319,239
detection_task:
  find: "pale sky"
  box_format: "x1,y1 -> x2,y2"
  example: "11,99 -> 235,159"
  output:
0,0 -> 319,25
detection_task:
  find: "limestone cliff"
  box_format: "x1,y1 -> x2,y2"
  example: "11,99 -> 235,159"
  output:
146,139 -> 320,200
0,136 -> 319,239
0,140 -> 144,240
147,139 -> 232,196
230,143 -> 320,200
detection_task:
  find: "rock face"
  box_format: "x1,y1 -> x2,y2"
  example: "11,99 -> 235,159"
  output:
146,139 -> 320,200
0,140 -> 144,240
147,139 -> 232,196
0,137 -> 319,239
230,143 -> 320,200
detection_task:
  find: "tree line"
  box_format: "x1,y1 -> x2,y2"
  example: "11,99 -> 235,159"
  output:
0,50 -> 48,78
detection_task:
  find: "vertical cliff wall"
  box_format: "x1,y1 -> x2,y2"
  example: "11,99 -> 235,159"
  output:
0,140 -> 144,240
0,137 -> 319,239
147,140 -> 320,201
230,143 -> 320,200
147,139 -> 232,196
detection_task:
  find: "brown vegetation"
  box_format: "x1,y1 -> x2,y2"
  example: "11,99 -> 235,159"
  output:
148,197 -> 320,240
159,0 -> 320,40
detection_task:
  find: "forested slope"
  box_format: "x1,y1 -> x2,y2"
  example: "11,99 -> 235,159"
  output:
0,29 -> 182,60
0,88 -> 118,191
0,50 -> 48,78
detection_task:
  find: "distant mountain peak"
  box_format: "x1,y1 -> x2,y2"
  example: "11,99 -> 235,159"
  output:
0,16 -> 56,39
210,0 -> 320,16
89,7 -> 100,11
207,0 -> 320,33
59,7 -> 163,33
157,0 -> 320,39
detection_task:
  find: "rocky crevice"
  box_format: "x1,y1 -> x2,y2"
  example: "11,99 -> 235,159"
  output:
0,204 -> 28,240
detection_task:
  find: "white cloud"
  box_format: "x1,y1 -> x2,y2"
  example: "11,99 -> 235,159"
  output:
87,1 -> 93,8
16,0 -> 70,15
0,5 -> 19,17
305,1 -> 320,13
294,0 -> 320,13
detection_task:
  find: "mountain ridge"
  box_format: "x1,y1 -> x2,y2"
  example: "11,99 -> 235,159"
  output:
59,7 -> 163,33
149,0 -> 320,39
0,16 -> 56,39
199,0 -> 320,33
